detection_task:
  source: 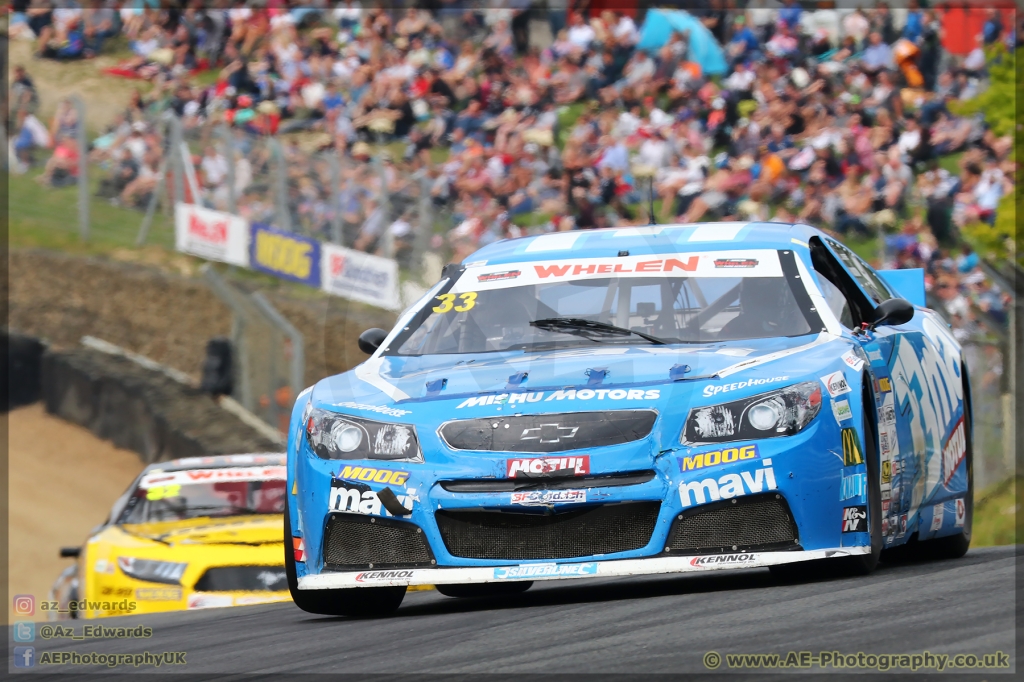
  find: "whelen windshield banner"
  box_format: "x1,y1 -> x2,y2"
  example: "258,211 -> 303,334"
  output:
174,203 -> 250,267
455,250 -> 784,293
321,242 -> 401,311
249,222 -> 322,287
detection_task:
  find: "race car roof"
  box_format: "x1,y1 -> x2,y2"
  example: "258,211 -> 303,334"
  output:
143,453 -> 285,473
466,222 -> 824,266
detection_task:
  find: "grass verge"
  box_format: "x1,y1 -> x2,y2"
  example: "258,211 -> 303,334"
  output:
971,476 -> 1019,547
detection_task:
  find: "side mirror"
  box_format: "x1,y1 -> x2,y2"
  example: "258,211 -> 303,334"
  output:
873,298 -> 915,328
357,328 -> 389,355
59,547 -> 81,558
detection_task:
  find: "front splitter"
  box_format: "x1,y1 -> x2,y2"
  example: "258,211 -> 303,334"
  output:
297,546 -> 870,589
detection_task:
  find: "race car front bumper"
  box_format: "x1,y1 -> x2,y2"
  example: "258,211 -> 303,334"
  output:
297,546 -> 870,589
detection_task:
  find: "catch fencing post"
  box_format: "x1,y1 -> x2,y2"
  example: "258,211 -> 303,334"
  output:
136,112 -> 174,246
374,152 -> 394,258
250,291 -> 305,406
69,95 -> 89,241
415,169 -> 433,279
169,114 -> 184,206
215,123 -> 237,213
328,151 -> 343,244
202,264 -> 253,412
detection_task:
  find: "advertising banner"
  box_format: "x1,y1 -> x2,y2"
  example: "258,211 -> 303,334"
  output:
321,243 -> 401,311
174,203 -> 249,267
249,222 -> 321,287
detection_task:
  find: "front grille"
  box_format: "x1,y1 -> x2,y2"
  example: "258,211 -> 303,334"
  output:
436,502 -> 660,560
439,410 -> 658,453
664,493 -> 800,554
322,513 -> 435,570
193,566 -> 288,592
440,470 -> 656,493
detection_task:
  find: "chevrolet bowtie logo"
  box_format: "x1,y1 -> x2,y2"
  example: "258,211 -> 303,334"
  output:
520,424 -> 579,443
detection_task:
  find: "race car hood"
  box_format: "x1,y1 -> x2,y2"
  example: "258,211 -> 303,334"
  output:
119,516 -> 283,548
312,334 -> 837,412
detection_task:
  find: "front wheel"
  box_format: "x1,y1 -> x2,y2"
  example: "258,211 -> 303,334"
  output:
436,582 -> 533,598
284,504 -> 406,617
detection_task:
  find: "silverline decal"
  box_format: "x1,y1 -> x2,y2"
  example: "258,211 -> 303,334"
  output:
493,563 -> 598,579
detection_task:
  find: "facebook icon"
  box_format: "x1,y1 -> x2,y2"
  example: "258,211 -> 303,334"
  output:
14,646 -> 35,668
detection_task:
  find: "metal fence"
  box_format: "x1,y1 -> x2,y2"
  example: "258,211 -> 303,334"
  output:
202,265 -> 303,436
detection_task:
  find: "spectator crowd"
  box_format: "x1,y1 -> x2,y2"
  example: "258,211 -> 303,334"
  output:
6,1 -> 1018,333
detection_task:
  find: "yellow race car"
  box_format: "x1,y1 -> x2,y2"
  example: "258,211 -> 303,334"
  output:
50,454 -> 290,619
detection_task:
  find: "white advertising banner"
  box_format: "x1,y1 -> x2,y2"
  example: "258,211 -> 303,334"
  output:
174,203 -> 250,267
321,243 -> 401,311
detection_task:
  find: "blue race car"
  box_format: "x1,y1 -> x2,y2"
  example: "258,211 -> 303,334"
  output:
284,222 -> 972,617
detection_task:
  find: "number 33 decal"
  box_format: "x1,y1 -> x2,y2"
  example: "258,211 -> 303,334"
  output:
433,292 -> 477,313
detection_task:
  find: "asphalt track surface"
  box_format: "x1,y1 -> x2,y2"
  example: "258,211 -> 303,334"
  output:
14,545 -> 1016,677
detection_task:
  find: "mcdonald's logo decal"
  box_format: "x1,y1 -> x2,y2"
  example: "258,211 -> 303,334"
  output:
842,428 -> 864,466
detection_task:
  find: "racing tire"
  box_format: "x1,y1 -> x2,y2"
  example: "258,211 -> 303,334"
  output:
435,582 -> 533,598
284,504 -> 406,618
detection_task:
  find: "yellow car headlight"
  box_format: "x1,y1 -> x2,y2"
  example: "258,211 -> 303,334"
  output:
117,557 -> 187,585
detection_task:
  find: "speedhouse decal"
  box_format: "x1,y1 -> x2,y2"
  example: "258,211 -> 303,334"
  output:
493,563 -> 598,579
328,478 -> 416,517
689,553 -> 757,568
457,389 -> 659,409
678,459 -> 776,507
331,401 -> 412,418
453,250 -> 784,293
702,376 -> 789,398
507,456 -> 589,478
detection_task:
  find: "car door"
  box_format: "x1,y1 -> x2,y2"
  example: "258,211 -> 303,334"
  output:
818,237 -> 965,542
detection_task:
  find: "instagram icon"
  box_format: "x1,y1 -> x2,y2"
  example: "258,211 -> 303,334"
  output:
13,595 -> 35,616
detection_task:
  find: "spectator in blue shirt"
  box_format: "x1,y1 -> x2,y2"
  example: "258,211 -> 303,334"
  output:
902,0 -> 923,43
726,15 -> 760,66
861,32 -> 894,74
982,9 -> 1003,45
321,82 -> 345,113
41,17 -> 85,60
778,0 -> 802,31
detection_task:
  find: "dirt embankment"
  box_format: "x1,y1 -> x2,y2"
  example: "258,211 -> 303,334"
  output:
7,404 -> 144,623
8,249 -> 397,387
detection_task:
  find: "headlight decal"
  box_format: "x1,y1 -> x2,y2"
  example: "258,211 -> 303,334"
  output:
117,557 -> 187,585
305,408 -> 422,461
682,381 -> 822,445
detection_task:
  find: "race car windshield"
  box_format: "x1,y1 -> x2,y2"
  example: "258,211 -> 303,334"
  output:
119,468 -> 287,524
392,250 -> 817,355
